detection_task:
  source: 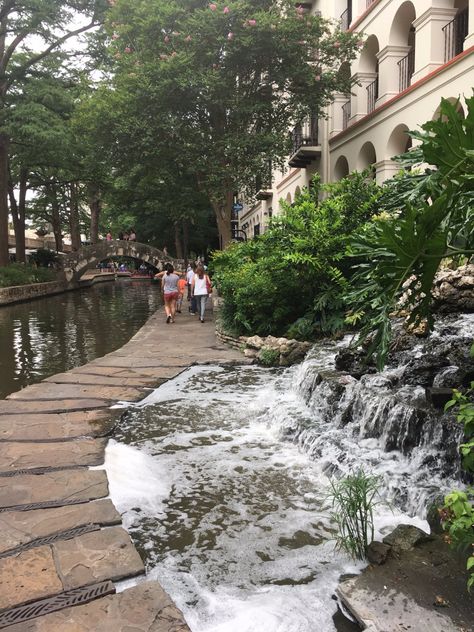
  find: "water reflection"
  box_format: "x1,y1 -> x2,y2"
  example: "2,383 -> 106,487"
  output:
0,279 -> 161,398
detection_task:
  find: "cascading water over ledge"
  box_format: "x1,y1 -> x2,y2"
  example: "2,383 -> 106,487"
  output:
104,312 -> 472,632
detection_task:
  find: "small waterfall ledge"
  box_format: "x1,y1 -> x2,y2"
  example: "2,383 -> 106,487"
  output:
280,313 -> 474,517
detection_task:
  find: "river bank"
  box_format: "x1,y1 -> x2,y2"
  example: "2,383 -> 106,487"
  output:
0,303 -> 245,630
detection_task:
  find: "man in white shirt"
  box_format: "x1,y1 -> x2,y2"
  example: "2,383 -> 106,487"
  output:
186,264 -> 196,313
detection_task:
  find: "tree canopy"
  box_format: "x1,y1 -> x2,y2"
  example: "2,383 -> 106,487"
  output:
99,0 -> 362,246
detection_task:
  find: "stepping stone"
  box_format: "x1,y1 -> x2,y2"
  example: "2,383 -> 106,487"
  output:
0,399 -> 108,415
0,411 -> 116,441
44,372 -> 159,387
3,580 -> 191,631
90,356 -> 189,369
0,438 -> 107,474
54,526 -> 144,590
0,499 -> 121,555
0,469 -> 109,510
0,545 -> 62,611
7,383 -> 144,403
0,527 -> 144,612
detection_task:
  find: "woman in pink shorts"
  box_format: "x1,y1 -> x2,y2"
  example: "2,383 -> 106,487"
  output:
154,263 -> 180,323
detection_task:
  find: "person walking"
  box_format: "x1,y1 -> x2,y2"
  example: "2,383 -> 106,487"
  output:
106,231 -> 112,241
129,228 -> 136,242
176,275 -> 187,313
191,264 -> 212,323
186,263 -> 196,314
155,263 -> 180,323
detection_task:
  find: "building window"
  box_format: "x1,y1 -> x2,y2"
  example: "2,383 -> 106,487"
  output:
254,224 -> 260,237
340,1 -> 352,30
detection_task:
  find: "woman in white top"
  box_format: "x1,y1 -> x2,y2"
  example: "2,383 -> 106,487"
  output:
191,264 -> 212,323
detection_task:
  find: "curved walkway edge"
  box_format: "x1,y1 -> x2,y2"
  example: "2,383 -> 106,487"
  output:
0,305 -> 246,631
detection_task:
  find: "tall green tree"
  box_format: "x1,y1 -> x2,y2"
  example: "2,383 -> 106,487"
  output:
104,0 -> 361,247
0,0 -> 109,265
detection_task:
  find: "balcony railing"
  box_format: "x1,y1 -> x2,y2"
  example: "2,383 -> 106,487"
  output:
340,5 -> 352,31
342,100 -> 351,130
290,112 -> 319,155
255,161 -> 273,199
366,0 -> 376,8
398,48 -> 415,92
288,112 -> 320,168
443,8 -> 469,62
366,77 -> 378,113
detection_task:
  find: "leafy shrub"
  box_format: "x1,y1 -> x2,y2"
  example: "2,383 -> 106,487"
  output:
212,172 -> 380,338
347,96 -> 474,369
257,347 -> 280,367
0,263 -> 56,288
29,248 -> 58,268
441,364 -> 474,591
329,469 -> 382,560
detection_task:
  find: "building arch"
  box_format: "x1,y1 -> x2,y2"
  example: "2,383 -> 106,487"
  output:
387,124 -> 411,159
294,186 -> 302,199
389,1 -> 416,46
359,34 -> 379,74
357,141 -> 377,171
334,155 -> 350,181
285,192 -> 292,205
433,97 -> 465,121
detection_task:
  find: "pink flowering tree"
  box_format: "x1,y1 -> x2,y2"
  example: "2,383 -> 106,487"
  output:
105,0 -> 361,247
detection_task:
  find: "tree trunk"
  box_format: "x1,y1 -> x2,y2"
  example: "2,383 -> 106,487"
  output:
182,219 -> 189,265
9,166 -> 27,263
88,183 -> 101,244
174,221 -> 183,260
0,132 -> 10,266
51,185 -> 63,252
212,189 -> 233,249
69,182 -> 81,251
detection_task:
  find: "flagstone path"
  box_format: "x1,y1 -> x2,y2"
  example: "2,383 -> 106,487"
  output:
0,306 -> 245,631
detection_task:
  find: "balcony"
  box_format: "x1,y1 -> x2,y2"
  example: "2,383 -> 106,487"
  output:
398,48 -> 415,92
366,77 -> 378,113
340,6 -> 352,31
443,8 -> 469,62
288,113 -> 320,168
342,100 -> 351,130
255,161 -> 273,200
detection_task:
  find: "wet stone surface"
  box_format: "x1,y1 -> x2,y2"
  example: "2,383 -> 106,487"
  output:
3,581 -> 191,631
0,499 -> 121,555
0,438 -> 107,473
0,469 -> 109,509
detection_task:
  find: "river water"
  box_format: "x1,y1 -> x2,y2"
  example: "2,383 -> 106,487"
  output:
105,355 -> 432,632
0,279 -> 161,399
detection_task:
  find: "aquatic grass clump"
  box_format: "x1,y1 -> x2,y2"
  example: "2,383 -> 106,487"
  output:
329,469 -> 382,560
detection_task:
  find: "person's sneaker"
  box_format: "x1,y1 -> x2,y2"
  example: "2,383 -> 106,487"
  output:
166,315 -> 171,323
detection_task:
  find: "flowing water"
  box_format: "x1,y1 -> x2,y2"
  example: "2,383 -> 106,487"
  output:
0,279 -> 161,398
104,313 -> 470,632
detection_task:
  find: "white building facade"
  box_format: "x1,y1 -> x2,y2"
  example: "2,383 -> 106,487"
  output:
238,0 -> 474,239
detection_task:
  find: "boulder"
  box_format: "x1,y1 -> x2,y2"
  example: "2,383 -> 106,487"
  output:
366,541 -> 391,565
432,264 -> 474,312
245,335 -> 264,350
382,524 -> 431,551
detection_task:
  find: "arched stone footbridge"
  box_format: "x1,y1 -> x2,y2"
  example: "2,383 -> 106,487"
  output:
60,241 -> 184,282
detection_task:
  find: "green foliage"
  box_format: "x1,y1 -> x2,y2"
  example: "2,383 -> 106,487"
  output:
441,377 -> 474,591
0,264 -> 56,288
347,96 -> 474,369
328,469 -> 382,561
29,249 -> 59,268
212,172 -> 380,337
100,0 -> 362,243
257,347 -> 280,367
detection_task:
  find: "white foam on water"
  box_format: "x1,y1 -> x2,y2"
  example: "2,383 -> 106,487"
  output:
101,440 -> 172,522
105,363 -> 438,632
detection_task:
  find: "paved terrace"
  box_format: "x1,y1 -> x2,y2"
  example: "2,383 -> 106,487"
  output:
0,305 -> 245,631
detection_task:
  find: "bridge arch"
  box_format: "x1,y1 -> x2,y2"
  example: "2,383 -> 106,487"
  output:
60,241 -> 183,282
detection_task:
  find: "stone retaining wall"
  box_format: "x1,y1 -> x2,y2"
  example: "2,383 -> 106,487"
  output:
0,280 -> 72,306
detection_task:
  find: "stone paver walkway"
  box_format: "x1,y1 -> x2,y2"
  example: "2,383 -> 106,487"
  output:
0,304 -> 244,630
